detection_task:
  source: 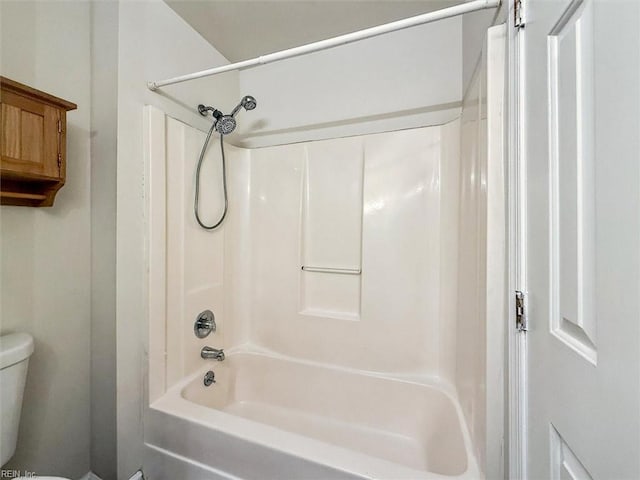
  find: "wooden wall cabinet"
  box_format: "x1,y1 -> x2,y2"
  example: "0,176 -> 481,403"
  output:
1,77 -> 77,207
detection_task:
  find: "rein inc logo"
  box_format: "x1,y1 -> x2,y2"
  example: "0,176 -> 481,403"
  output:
1,470 -> 37,478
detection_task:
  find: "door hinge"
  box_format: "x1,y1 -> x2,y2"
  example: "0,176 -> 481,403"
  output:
514,0 -> 525,29
515,290 -> 527,332
57,119 -> 62,133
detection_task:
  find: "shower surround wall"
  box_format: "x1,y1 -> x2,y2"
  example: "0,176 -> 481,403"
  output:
146,111 -> 466,477
456,24 -> 506,478
155,119 -> 462,392
155,115 -> 251,392
247,125 -> 460,375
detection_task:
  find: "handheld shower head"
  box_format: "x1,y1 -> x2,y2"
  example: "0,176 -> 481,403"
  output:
231,95 -> 258,117
241,95 -> 257,111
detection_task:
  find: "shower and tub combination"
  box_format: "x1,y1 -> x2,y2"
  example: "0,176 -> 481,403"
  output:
142,1 -> 506,479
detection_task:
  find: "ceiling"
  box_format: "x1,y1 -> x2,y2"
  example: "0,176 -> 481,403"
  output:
165,0 -> 464,63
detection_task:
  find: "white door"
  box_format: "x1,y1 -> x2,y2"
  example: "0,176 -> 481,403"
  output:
521,0 -> 640,478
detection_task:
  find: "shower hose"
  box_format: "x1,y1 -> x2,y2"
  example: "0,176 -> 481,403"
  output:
194,121 -> 228,230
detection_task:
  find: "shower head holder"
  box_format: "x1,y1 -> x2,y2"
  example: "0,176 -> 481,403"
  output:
198,104 -> 223,118
197,96 -> 256,136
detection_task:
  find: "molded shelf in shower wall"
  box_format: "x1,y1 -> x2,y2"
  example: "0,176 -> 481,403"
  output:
299,136 -> 364,321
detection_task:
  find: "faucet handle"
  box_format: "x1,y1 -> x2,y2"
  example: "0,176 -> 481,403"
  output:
194,310 -> 216,338
204,370 -> 216,386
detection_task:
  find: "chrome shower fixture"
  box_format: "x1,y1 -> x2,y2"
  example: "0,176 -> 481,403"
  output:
230,95 -> 257,116
215,114 -> 237,136
198,95 -> 257,136
194,95 -> 257,230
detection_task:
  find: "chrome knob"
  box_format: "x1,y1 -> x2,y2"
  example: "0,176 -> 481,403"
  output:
194,310 -> 215,338
204,370 -> 216,386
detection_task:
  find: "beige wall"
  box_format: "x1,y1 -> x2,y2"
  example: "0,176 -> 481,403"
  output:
0,2 -> 233,478
90,2 -> 119,479
0,2 -> 92,478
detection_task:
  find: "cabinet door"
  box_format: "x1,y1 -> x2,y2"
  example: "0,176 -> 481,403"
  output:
1,91 -> 62,179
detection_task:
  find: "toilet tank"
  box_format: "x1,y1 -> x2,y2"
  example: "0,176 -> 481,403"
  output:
0,333 -> 34,467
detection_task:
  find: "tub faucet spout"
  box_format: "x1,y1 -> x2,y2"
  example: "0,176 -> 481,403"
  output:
201,346 -> 225,361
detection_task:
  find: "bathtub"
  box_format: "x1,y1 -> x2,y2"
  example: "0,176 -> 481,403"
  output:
147,349 -> 480,480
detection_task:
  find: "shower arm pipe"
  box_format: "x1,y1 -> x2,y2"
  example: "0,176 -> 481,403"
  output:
147,0 -> 500,91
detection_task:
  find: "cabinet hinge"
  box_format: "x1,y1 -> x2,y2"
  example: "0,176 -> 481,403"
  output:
515,290 -> 527,332
514,0 -> 525,29
56,118 -> 63,173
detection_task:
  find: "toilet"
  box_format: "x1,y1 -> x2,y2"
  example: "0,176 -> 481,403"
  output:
0,333 -> 71,480
1,332 -> 34,468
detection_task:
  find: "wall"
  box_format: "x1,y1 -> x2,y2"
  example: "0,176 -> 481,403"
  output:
163,115 -> 251,391
439,120 -> 462,384
0,1 -> 92,478
457,54 -> 487,474
114,1 -> 239,477
455,24 -> 506,476
149,121 -> 460,385
484,25 -> 506,480
246,127 -> 454,376
461,4 -> 506,96
237,17 -> 462,148
90,2 -> 119,479
247,125 -> 462,378
145,105 -> 253,403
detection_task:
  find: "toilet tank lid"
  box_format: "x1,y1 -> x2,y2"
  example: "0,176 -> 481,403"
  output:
0,333 -> 34,369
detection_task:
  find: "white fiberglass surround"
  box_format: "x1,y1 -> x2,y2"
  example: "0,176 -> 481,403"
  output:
143,27 -> 505,477
145,114 -> 470,478
146,113 -> 462,385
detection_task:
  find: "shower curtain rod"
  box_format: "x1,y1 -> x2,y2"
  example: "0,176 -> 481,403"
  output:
147,0 -> 500,91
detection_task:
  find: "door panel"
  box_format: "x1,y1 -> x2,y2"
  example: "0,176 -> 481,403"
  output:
548,0 -> 597,365
550,426 -> 593,480
524,0 -> 640,478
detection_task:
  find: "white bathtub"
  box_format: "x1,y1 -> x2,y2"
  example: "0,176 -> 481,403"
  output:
148,349 -> 480,480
